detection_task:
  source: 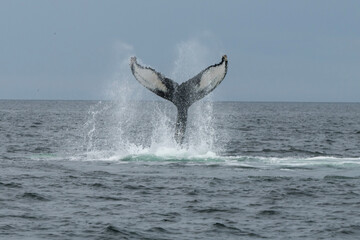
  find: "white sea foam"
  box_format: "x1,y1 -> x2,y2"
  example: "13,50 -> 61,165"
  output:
221,155 -> 360,168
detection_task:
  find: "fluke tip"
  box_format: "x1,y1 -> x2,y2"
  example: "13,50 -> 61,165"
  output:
130,56 -> 137,64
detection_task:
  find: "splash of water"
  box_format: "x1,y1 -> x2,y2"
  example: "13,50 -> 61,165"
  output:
171,39 -> 210,82
82,39 -> 223,161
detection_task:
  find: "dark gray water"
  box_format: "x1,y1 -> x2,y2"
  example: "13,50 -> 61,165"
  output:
1,100 -> 360,239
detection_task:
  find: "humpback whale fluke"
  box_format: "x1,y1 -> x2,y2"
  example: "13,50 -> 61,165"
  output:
130,55 -> 228,144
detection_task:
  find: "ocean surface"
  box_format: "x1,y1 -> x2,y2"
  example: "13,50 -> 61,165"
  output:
1,100 -> 360,239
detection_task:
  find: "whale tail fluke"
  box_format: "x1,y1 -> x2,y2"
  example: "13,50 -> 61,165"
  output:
130,57 -> 179,102
130,55 -> 228,144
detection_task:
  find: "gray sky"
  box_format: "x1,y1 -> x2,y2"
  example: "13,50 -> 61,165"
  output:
1,0 -> 359,102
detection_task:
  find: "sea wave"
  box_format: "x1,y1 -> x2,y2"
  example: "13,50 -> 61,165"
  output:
29,146 -> 360,170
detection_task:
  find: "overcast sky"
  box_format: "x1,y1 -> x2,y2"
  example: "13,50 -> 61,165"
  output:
1,0 -> 359,102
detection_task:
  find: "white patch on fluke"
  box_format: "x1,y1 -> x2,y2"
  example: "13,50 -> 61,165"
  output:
198,61 -> 226,91
133,64 -> 168,93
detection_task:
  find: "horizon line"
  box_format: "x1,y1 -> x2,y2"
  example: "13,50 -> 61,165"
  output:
1,98 -> 359,104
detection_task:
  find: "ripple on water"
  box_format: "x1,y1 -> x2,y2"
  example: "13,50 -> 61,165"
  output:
0,181 -> 22,188
19,192 -> 50,202
103,225 -> 146,239
211,222 -> 264,238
